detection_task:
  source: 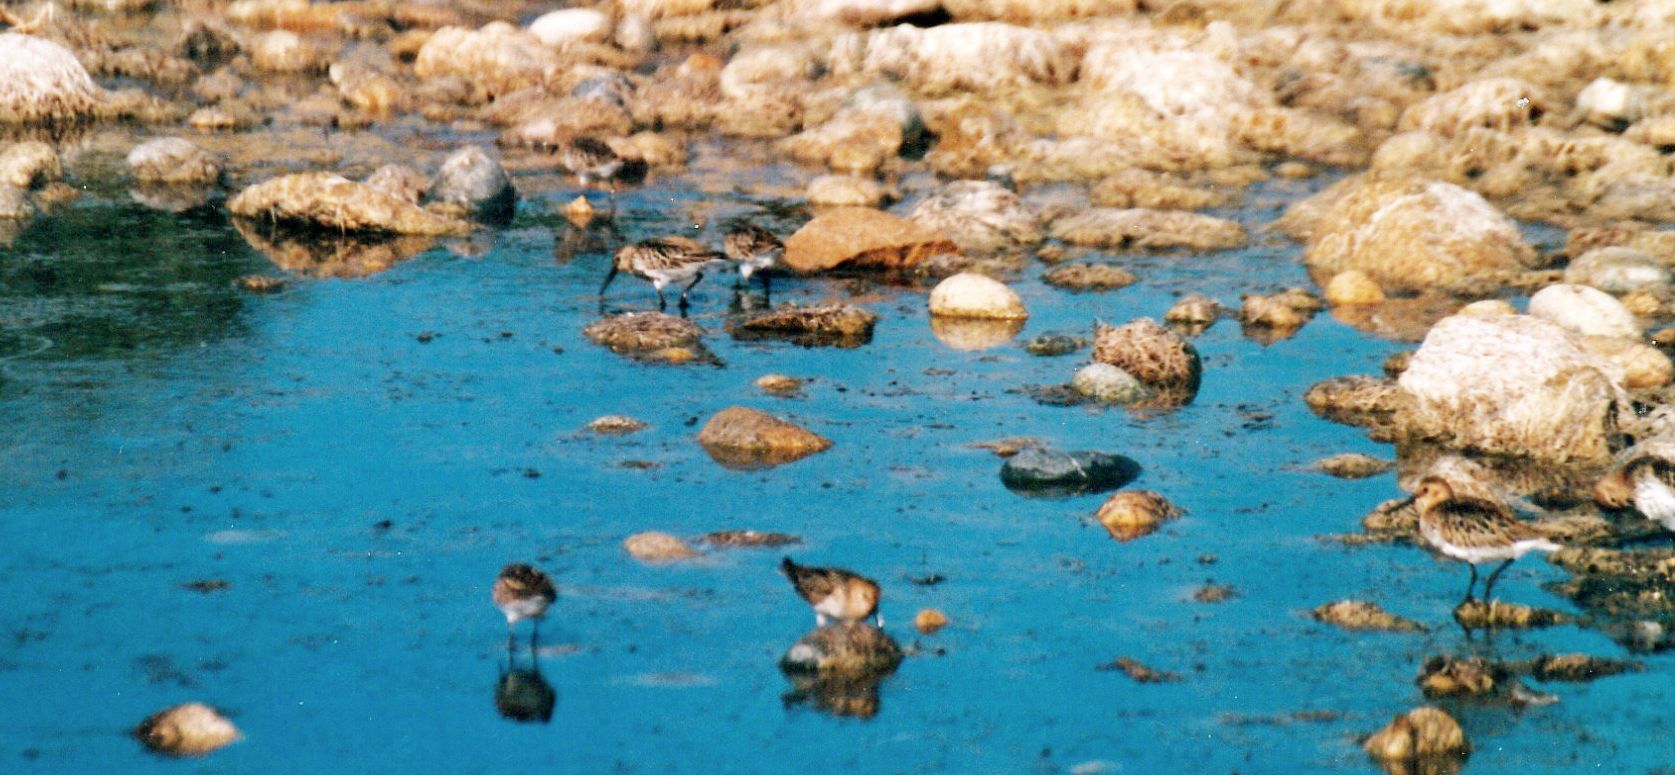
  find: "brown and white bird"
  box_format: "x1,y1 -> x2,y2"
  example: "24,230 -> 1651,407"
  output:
780,556 -> 883,628
492,563 -> 557,646
723,223 -> 784,293
1595,438 -> 1675,538
554,135 -> 624,211
600,236 -> 728,310
1400,477 -> 1560,603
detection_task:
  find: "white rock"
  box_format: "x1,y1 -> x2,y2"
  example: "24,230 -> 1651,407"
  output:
807,174 -> 890,207
615,14 -> 656,53
1564,247 -> 1671,294
1458,299 -> 1517,316
909,180 -> 1041,253
529,9 -> 613,46
928,272 -> 1028,320
1575,77 -> 1647,129
1528,283 -> 1640,339
1071,363 -> 1148,403
126,138 -> 222,185
0,33 -> 102,123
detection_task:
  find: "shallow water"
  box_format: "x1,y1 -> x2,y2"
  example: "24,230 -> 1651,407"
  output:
0,144 -> 1663,774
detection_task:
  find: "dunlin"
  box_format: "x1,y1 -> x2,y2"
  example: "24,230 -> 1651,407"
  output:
492,563 -> 557,647
600,236 -> 728,310
723,223 -> 784,293
1400,477 -> 1559,602
554,135 -> 623,212
780,556 -> 883,628
1596,441 -> 1675,537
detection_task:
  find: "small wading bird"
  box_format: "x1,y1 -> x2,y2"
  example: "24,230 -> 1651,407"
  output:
554,135 -> 624,214
600,236 -> 728,311
492,563 -> 557,649
1594,440 -> 1675,541
780,556 -> 883,628
1398,476 -> 1560,603
723,223 -> 785,294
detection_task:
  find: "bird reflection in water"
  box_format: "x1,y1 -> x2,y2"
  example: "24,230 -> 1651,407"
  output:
495,655 -> 556,724
781,670 -> 888,720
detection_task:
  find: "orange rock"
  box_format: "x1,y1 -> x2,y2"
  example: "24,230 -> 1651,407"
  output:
782,207 -> 958,273
914,608 -> 949,634
697,406 -> 832,469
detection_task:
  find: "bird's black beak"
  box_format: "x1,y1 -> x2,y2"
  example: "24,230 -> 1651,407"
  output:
1393,493 -> 1417,511
599,265 -> 618,296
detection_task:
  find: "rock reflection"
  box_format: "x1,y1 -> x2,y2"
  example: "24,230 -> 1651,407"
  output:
232,217 -> 436,279
129,184 -> 213,214
929,315 -> 1025,351
779,622 -> 902,720
495,657 -> 556,724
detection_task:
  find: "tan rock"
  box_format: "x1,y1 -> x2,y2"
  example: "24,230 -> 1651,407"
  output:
826,22 -> 1075,93
1311,600 -> 1423,632
583,312 -> 703,353
928,272 -> 1027,320
414,23 -> 557,97
782,207 -> 958,273
734,303 -> 878,345
1315,453 -> 1393,479
807,175 -> 892,208
1091,169 -> 1228,211
528,8 -> 613,46
755,374 -> 805,395
1578,336 -> 1673,389
697,406 -> 832,469
1092,318 -> 1200,391
1164,294 -> 1220,327
0,141 -> 59,188
1095,490 -> 1181,541
0,33 -> 103,124
1042,264 -> 1137,291
1324,270 -> 1385,305
908,180 -> 1042,253
914,608 -> 949,634
250,30 -> 325,73
227,172 -> 470,236
585,415 -> 647,435
1397,77 -> 1547,136
1528,284 -> 1640,339
623,531 -> 699,562
1362,707 -> 1469,763
1051,208 -> 1246,251
133,703 -> 240,757
362,165 -> 430,205
127,138 -> 221,185
781,621 -> 903,675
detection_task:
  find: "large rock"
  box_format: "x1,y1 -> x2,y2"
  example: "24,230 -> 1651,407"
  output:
826,23 -> 1075,93
126,138 -> 222,185
0,33 -> 103,124
1527,283 -> 1640,340
908,180 -> 1042,253
133,703 -> 240,757
781,622 -> 902,675
782,207 -> 958,273
428,146 -> 515,219
697,406 -> 832,469
1092,318 -> 1201,392
927,272 -> 1027,320
1362,707 -> 1469,764
1396,314 -> 1631,464
228,173 -> 470,236
999,448 -> 1140,497
528,9 -> 613,46
414,23 -> 558,97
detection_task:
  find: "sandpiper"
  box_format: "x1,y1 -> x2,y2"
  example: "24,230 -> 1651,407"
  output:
1400,477 -> 1560,602
554,135 -> 624,212
1595,439 -> 1675,538
780,556 -> 883,628
723,223 -> 785,293
492,563 -> 557,647
600,236 -> 728,310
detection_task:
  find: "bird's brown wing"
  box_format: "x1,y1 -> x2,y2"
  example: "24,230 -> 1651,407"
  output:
782,558 -> 841,604
1433,497 -> 1545,547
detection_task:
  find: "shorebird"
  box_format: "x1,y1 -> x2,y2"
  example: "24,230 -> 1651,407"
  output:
600,236 -> 728,310
492,563 -> 557,648
553,135 -> 623,213
1595,439 -> 1675,538
780,556 -> 883,628
723,223 -> 784,294
1399,477 -> 1560,603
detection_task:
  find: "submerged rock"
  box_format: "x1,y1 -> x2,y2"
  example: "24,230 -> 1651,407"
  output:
1092,318 -> 1201,399
1094,490 -> 1180,541
1453,600 -> 1574,631
697,406 -> 832,469
623,531 -> 699,562
1314,453 -> 1394,479
783,207 -> 958,273
732,303 -> 877,347
999,448 -> 1140,497
228,172 -> 470,236
781,622 -> 903,675
914,608 -> 949,634
1311,600 -> 1424,633
928,272 -> 1027,320
1305,375 -> 1405,435
585,415 -> 647,435
1418,656 -> 1501,697
1095,656 -> 1181,684
428,146 -> 514,220
1362,707 -> 1469,766
698,530 -> 801,548
126,138 -> 222,185
0,33 -> 103,124
133,703 -> 240,757
583,312 -> 706,361
1043,263 -> 1137,291
1070,363 -> 1148,404
1024,332 -> 1084,356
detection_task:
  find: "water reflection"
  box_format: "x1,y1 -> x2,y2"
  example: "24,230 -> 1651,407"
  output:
778,623 -> 902,720
929,316 -> 1025,351
495,656 -> 556,725
129,183 -> 213,214
232,218 -> 435,279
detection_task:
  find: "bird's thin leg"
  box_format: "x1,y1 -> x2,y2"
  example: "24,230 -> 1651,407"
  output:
873,611 -> 884,629
607,181 -> 618,218
762,271 -> 772,299
656,287 -> 668,311
506,623 -> 517,654
530,621 -> 541,658
1482,558 -> 1516,602
1462,564 -> 1479,603
680,271 -> 703,307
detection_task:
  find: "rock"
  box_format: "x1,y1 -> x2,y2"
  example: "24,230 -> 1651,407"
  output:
1091,318 -> 1200,392
1324,270 -> 1385,305
1091,169 -> 1228,211
1070,363 -> 1148,404
1362,707 -> 1469,765
697,406 -> 832,469
1193,583 -> 1236,603
330,62 -> 403,114
1164,294 -> 1220,328
414,23 -> 558,97
1395,314 -> 1630,464
914,608 -> 949,634
826,22 -> 1075,93
781,82 -> 923,175
1311,600 -> 1424,633
999,448 -> 1140,497
1315,453 -> 1393,479
1453,600 -> 1573,630
0,33 -> 102,124
755,374 -> 805,395
782,207 -> 958,273
583,312 -> 704,355
133,703 -> 240,756
1417,656 -> 1501,697
623,531 -> 699,562
733,303 -> 877,347
807,175 -> 893,208
1095,656 -> 1180,683
250,30 -> 325,73
1397,77 -> 1546,136
970,437 -> 1043,457
1,183 -> 34,220
1050,208 -> 1246,251
1240,293 -> 1315,332
1565,247 -> 1671,294
1621,291 -> 1665,318
236,275 -> 285,293
126,138 -> 222,185
1527,283 -> 1641,339
818,0 -> 942,25
1285,173 -> 1536,293
0,141 -> 58,188
363,165 -> 431,205
1306,375 -> 1405,435
929,316 -> 1025,350
1575,77 -> 1648,130
1094,490 -> 1180,541
227,172 -> 471,236
585,415 -> 647,435
781,622 -> 902,675
561,195 -> 595,224
1578,336 -> 1672,389
697,530 -> 801,548
928,272 -> 1027,320
908,180 -> 1042,253
1458,299 -> 1516,316
428,146 -> 514,220
1514,653 -> 1641,682
1024,333 -> 1084,357
1043,264 -> 1137,291
528,9 -> 612,46
615,14 -> 656,54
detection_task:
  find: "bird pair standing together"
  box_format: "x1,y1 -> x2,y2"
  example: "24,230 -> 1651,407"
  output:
600,223 -> 784,311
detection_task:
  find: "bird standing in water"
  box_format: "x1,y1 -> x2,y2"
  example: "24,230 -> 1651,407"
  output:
600,237 -> 728,311
1400,477 -> 1560,603
554,135 -> 624,214
492,563 -> 558,650
723,223 -> 785,295
1595,439 -> 1675,541
780,557 -> 883,628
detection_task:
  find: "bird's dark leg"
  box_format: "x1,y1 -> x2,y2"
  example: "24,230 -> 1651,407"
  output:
680,271 -> 703,307
506,622 -> 517,654
607,181 -> 618,218
762,271 -> 772,300
1482,558 -> 1516,602
530,621 -> 541,658
1462,564 -> 1479,603
656,287 -> 667,311
598,265 -> 619,297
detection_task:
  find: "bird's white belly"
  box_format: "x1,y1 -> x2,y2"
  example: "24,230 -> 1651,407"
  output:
1633,476 -> 1675,532
500,598 -> 549,623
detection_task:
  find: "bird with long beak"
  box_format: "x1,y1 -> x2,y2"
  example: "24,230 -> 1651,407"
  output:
600,237 -> 729,311
1396,476 -> 1560,603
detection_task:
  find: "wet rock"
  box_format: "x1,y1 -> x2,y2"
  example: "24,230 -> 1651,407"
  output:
782,207 -> 958,273
1024,333 -> 1084,357
1071,363 -> 1148,405
1565,247 -> 1670,294
1164,294 -> 1220,329
133,703 -> 240,757
1512,653 -> 1641,682
126,138 -> 221,185
1315,453 -> 1394,479
363,165 -> 430,206
623,531 -> 699,562
561,195 -> 595,225
1311,600 -> 1424,633
236,275 -> 285,293
1090,169 -> 1228,211
755,374 -> 805,396
1050,208 -> 1246,252
1306,376 -> 1405,436
929,316 -> 1025,350
697,406 -> 832,469
1453,600 -> 1574,630
585,415 -> 646,435
1397,77 -> 1546,136
583,312 -> 707,362
414,23 -> 558,98
807,175 -> 893,208
999,448 -> 1140,498
228,172 -> 471,236
528,9 -> 612,46
1324,270 -> 1385,306
1395,314 -> 1630,464
1284,173 -> 1536,293
1362,707 -> 1469,766
250,30 -> 326,73
914,608 -> 948,634
826,22 -> 1074,93
428,146 -> 514,220
928,272 -> 1027,320
0,33 -> 103,124
1239,292 -> 1316,335
1193,583 -> 1236,603
1092,318 -> 1201,395
1531,284 -> 1641,340
187,105 -> 258,131
698,530 -> 801,548
733,303 -> 877,348
908,180 -> 1042,253
1096,656 -> 1180,684
233,220 -> 435,279
0,141 -> 58,189
1417,656 -> 1501,698
1043,264 -> 1137,291
781,622 -> 903,675
1094,490 -> 1180,542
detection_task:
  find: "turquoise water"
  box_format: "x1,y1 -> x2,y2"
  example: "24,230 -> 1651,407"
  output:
0,150 -> 1662,773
